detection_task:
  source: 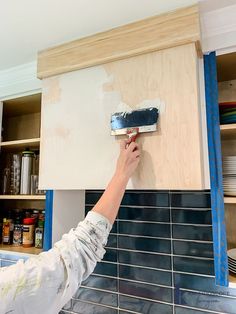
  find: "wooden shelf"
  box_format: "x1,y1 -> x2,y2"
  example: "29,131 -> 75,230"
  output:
224,197 -> 236,204
220,124 -> 236,140
0,244 -> 42,255
0,195 -> 45,200
0,138 -> 40,151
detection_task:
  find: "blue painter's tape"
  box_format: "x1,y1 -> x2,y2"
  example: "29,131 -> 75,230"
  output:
43,190 -> 54,251
204,52 -> 228,287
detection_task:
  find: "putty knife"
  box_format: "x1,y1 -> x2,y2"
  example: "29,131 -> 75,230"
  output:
111,107 -> 159,141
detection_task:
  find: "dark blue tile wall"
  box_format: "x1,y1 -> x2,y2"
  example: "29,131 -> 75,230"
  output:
68,190 -> 236,314
1,190 -> 236,314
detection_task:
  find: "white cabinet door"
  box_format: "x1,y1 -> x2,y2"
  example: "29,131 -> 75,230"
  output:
39,44 -> 208,190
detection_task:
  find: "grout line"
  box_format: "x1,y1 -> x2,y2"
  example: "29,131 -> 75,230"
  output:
73,290 -> 173,308
169,192 -> 175,314
91,274 -> 174,289
174,304 -> 223,314
117,219 -> 212,226
105,247 -> 214,260
114,233 -> 213,243
179,287 -> 236,300
86,203 -> 211,210
72,298 -> 119,310
117,213 -> 120,311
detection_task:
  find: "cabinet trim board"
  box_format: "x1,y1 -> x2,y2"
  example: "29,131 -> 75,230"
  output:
204,52 -> 228,287
37,4 -> 201,79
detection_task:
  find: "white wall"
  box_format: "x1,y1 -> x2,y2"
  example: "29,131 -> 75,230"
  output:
52,190 -> 85,244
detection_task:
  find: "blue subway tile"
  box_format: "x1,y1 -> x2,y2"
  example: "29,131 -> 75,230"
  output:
82,275 -> 118,292
174,289 -> 236,313
119,264 -> 172,286
103,249 -> 117,263
71,299 -> 118,314
172,209 -> 212,224
174,305 -> 215,314
174,273 -> 236,297
119,295 -> 173,314
106,235 -> 117,248
74,287 -> 118,307
119,279 -> 172,303
119,207 -> 170,222
173,240 -> 213,258
118,235 -> 171,254
122,192 -> 169,207
171,193 -> 211,208
93,262 -> 117,277
119,221 -> 171,238
118,250 -> 171,270
172,225 -> 213,241
173,256 -> 214,276
85,192 -> 103,204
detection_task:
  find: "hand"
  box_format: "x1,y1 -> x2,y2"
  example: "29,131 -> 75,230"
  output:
115,139 -> 140,182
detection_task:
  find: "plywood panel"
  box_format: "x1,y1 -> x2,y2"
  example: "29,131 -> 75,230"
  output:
37,5 -> 201,79
218,79 -> 236,103
39,43 -> 205,190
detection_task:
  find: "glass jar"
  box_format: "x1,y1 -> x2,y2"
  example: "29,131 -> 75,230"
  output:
22,218 -> 35,248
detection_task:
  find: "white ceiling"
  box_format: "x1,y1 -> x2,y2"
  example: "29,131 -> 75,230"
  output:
0,0 -> 198,71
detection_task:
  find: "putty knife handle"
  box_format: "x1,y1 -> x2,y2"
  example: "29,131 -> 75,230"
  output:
127,128 -> 139,142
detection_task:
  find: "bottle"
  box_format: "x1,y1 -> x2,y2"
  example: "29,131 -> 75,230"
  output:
22,218 -> 35,248
35,220 -> 44,249
10,154 -> 21,195
2,218 -> 11,244
20,151 -> 35,194
2,168 -> 10,195
7,211 -> 14,244
13,211 -> 22,246
31,210 -> 39,226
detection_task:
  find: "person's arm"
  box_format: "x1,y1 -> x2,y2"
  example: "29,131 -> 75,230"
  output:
0,139 -> 140,314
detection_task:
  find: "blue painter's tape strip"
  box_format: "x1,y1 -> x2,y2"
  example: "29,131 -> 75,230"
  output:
43,190 -> 54,251
204,52 -> 228,287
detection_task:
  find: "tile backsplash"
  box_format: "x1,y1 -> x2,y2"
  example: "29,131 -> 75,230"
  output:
62,190 -> 236,314
1,190 -> 236,313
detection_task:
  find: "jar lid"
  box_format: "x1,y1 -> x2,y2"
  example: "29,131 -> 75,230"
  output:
22,151 -> 35,155
23,218 -> 35,224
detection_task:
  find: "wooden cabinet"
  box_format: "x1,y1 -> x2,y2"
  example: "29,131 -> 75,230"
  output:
0,93 -> 48,255
37,6 -> 210,190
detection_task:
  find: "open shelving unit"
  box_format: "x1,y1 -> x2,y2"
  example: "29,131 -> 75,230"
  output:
217,51 -> 236,284
0,93 -> 45,256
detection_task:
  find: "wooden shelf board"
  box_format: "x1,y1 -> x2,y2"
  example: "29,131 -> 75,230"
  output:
0,138 -> 40,150
0,244 -> 42,255
0,195 -> 45,200
224,197 -> 236,204
221,124 -> 236,140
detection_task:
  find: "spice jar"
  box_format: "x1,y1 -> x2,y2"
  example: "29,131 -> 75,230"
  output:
35,220 -> 44,249
2,218 -> 11,245
22,218 -> 35,248
13,213 -> 22,246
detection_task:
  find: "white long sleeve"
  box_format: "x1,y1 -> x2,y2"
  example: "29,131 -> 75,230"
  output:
0,211 -> 112,314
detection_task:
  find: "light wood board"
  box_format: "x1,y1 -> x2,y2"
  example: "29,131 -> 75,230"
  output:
37,5 -> 201,79
39,44 -> 206,190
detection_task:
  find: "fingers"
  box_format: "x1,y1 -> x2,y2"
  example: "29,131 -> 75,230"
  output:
127,141 -> 139,153
120,139 -> 131,151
